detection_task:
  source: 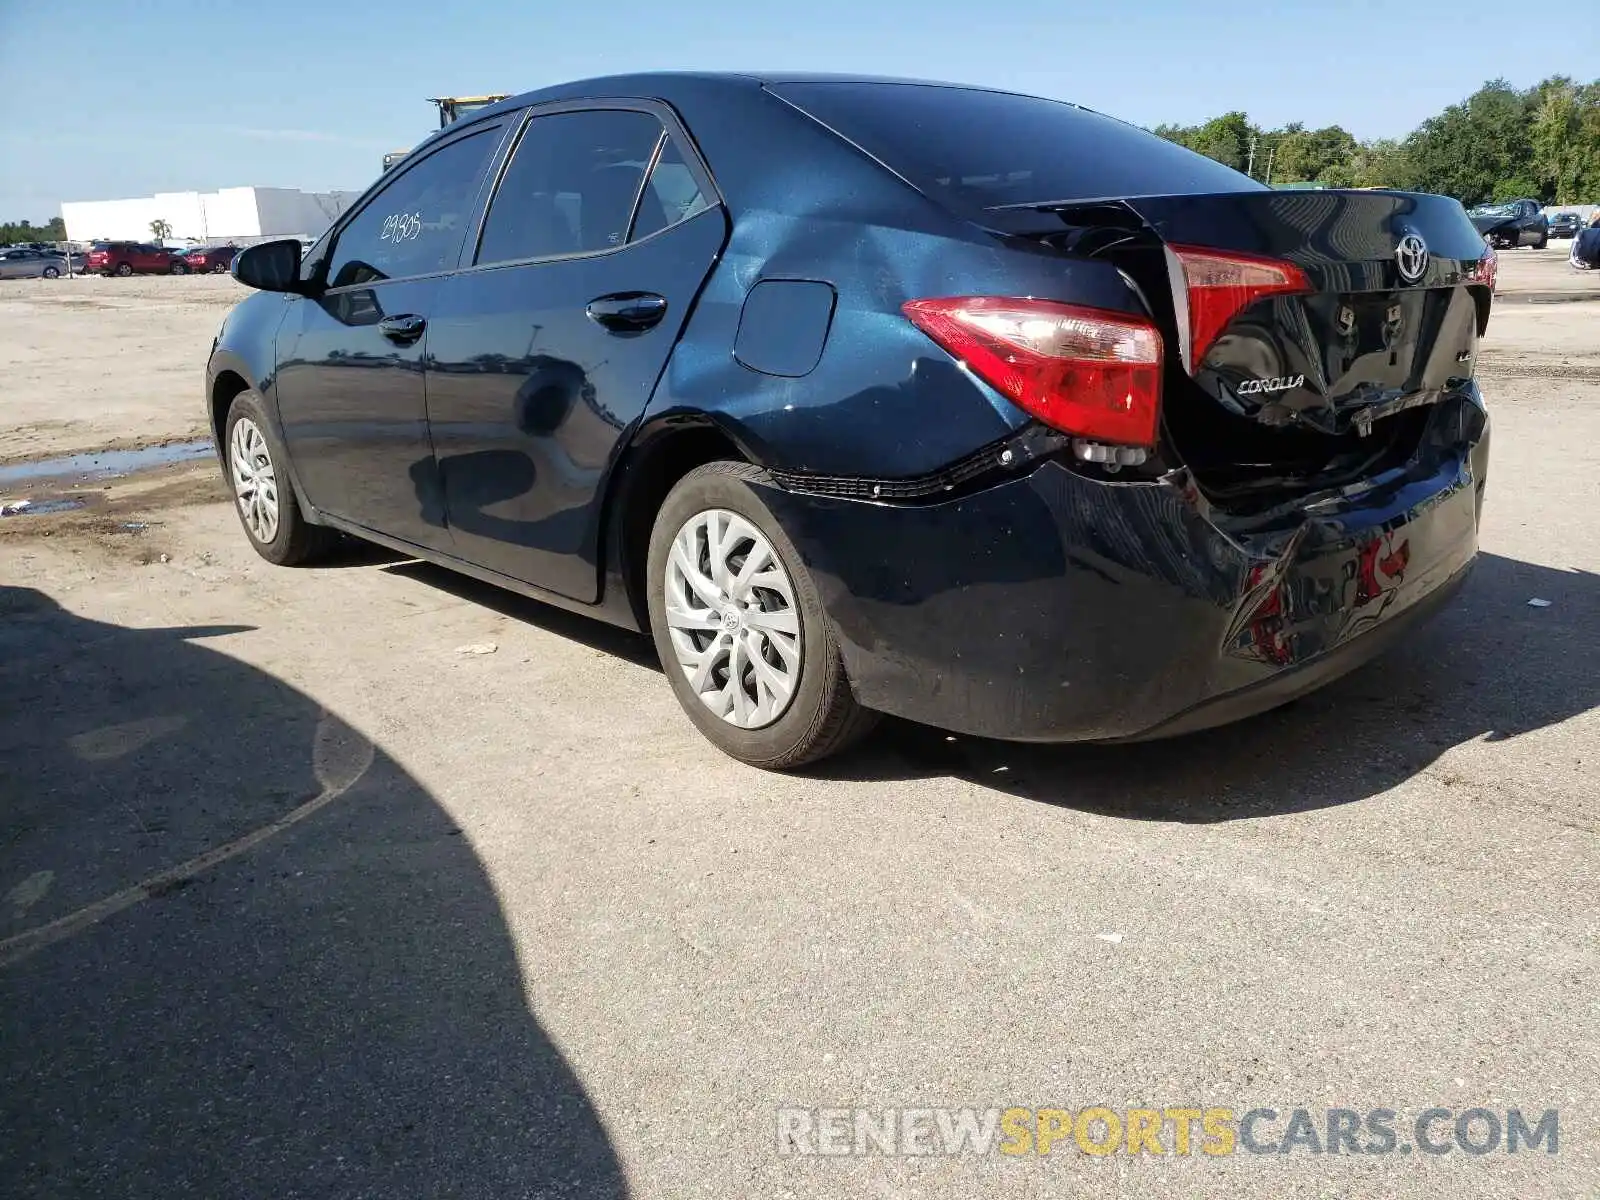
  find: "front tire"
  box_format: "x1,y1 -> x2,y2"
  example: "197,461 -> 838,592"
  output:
223,390 -> 338,566
646,461 -> 877,769
170,261 -> 188,275
1535,233 -> 1549,249
41,266 -> 59,279
115,262 -> 132,277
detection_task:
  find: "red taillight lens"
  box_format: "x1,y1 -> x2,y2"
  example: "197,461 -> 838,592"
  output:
1170,245 -> 1312,373
1466,244 -> 1497,293
902,297 -> 1163,446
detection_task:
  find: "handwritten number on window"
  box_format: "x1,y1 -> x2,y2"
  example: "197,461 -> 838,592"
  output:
379,212 -> 423,244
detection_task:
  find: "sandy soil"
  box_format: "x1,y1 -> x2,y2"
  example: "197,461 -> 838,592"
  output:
0,272 -> 245,464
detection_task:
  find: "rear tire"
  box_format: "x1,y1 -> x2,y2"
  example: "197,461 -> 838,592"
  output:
646,461 -> 878,769
222,390 -> 339,566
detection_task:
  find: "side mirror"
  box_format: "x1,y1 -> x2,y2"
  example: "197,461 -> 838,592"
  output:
231,239 -> 306,293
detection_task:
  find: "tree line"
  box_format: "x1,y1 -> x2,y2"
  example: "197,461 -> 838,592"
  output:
1153,76 -> 1600,206
1,217 -> 67,244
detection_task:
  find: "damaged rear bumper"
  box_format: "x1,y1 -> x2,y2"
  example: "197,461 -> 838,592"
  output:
756,392 -> 1489,743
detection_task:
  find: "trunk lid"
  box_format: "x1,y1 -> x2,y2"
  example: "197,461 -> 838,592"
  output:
985,189 -> 1491,509
995,189 -> 1490,438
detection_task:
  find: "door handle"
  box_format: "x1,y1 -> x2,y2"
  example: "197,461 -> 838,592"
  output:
585,292 -> 667,333
378,314 -> 426,344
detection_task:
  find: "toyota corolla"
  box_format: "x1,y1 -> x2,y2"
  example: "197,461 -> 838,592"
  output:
207,73 -> 1492,768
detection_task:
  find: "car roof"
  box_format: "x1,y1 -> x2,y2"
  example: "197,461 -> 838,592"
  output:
447,71 -> 1042,133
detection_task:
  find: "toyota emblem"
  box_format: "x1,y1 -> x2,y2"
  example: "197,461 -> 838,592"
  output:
1395,233 -> 1429,284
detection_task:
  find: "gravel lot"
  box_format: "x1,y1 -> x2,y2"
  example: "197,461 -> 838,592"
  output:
1,252 -> 1596,1198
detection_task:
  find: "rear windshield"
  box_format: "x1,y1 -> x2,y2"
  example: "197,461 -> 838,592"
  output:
769,81 -> 1263,215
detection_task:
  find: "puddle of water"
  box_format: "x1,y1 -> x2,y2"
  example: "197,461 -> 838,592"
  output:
0,497 -> 88,517
0,440 -> 213,488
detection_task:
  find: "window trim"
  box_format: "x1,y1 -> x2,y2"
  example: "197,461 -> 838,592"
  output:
623,131 -> 670,245
316,119 -> 512,294
462,96 -> 722,276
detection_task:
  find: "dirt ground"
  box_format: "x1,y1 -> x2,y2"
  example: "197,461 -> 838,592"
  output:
1,254 -> 1596,1199
0,272 -> 246,465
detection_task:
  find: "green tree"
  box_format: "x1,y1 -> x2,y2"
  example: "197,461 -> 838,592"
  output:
1336,139 -> 1418,190
150,218 -> 173,242
1152,122 -> 1196,147
1149,75 -> 1600,203
1255,123 -> 1361,184
1,217 -> 66,244
1530,77 -> 1600,203
1189,112 -> 1254,172
1405,79 -> 1535,204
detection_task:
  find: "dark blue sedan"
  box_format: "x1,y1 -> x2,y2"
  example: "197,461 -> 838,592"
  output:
208,73 -> 1493,768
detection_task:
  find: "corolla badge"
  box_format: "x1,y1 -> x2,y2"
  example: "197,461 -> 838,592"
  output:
1237,374 -> 1305,395
1395,233 -> 1429,284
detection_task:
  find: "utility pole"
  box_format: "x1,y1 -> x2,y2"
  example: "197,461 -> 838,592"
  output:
1246,135 -> 1257,179
1265,147 -> 1276,186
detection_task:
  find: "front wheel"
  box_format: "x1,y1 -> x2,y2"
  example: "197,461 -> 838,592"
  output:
646,461 -> 878,769
223,390 -> 339,566
41,265 -> 59,279
1535,233 -> 1549,250
170,261 -> 188,275
115,262 -> 132,277
211,261 -> 228,273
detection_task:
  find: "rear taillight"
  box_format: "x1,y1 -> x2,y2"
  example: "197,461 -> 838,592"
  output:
902,297 -> 1163,446
1170,245 -> 1312,373
1466,243 -> 1497,293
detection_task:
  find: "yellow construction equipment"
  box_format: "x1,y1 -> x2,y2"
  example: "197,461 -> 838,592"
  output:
382,94 -> 511,172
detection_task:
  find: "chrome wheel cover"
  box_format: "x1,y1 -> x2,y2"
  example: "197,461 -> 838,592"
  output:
229,417 -> 279,544
664,508 -> 801,729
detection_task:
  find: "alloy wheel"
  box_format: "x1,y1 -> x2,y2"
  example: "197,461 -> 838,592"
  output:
663,508 -> 801,729
229,417 -> 280,544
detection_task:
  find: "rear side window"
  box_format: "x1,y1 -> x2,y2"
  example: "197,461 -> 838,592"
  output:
770,82 -> 1264,215
629,135 -> 711,241
326,128 -> 498,288
476,109 -> 699,266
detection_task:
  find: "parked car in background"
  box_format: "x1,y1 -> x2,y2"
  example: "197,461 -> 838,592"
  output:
1468,199 -> 1548,248
1572,214 -> 1600,270
86,241 -> 187,276
0,248 -> 80,278
1547,211 -> 1583,239
210,72 -> 1494,768
184,243 -> 239,273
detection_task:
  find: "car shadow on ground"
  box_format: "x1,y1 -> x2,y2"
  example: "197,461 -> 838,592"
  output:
814,552 -> 1600,821
381,558 -> 661,670
0,586 -> 626,1199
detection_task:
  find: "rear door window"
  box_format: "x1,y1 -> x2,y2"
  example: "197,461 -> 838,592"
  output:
769,81 -> 1264,216
628,134 -> 711,241
475,109 -> 696,266
325,128 -> 499,288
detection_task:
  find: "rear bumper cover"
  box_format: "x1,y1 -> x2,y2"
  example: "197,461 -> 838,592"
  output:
757,393 -> 1489,743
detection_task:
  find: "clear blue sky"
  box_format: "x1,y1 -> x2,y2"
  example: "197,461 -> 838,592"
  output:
1,0 -> 1593,221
